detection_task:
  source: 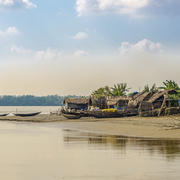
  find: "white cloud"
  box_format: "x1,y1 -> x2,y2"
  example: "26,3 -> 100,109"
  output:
73,32 -> 88,40
75,0 -> 150,16
0,0 -> 36,9
10,45 -> 31,54
119,39 -> 164,54
75,0 -> 180,17
35,48 -> 58,60
0,27 -> 19,36
74,50 -> 88,57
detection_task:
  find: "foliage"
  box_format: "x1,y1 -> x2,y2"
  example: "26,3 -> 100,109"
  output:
142,84 -> 159,93
91,83 -> 131,98
0,95 -> 85,106
159,80 -> 180,91
91,85 -> 112,99
111,83 -> 131,96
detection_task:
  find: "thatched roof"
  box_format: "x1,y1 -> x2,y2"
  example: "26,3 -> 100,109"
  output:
132,92 -> 143,100
148,89 -> 177,103
135,91 -> 155,102
89,95 -> 106,106
106,96 -> 130,106
63,98 -> 89,105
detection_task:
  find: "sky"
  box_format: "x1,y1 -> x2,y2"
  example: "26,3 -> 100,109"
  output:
0,0 -> 180,96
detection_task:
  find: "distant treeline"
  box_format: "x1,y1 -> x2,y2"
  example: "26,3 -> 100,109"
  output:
0,95 -> 83,106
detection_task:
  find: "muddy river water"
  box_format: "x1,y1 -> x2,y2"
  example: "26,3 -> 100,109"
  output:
0,121 -> 180,180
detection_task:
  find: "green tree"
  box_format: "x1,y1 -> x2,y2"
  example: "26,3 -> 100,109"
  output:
91,85 -> 112,98
143,84 -> 159,92
111,83 -> 131,96
159,80 -> 180,91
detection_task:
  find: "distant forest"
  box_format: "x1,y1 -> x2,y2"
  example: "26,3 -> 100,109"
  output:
0,95 -> 82,106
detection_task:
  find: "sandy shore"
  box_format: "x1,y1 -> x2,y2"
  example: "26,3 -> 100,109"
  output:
1,114 -> 180,139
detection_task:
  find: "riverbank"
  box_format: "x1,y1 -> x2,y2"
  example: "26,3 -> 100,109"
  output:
0,114 -> 180,138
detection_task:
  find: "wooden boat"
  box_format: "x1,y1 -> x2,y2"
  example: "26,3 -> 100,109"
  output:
14,112 -> 41,117
62,112 -> 82,119
0,113 -> 9,116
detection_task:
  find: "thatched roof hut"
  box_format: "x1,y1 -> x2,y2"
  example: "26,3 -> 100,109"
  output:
63,98 -> 89,105
135,91 -> 155,102
63,98 -> 89,110
89,95 -> 131,109
132,92 -> 143,100
106,96 -> 131,106
128,91 -> 155,109
106,96 -> 130,107
89,95 -> 106,108
148,89 -> 177,103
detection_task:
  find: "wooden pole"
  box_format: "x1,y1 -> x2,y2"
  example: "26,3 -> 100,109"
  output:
158,95 -> 167,116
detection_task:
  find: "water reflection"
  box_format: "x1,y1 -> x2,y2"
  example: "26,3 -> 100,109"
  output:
63,129 -> 180,158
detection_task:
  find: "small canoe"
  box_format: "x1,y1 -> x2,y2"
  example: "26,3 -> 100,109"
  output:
14,112 -> 41,117
62,112 -> 81,119
0,113 -> 9,116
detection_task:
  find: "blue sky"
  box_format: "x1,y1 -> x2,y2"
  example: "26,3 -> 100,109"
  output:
0,0 -> 180,95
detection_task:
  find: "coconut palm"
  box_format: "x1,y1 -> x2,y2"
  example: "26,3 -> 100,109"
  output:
159,80 -> 180,91
143,84 -> 159,92
91,85 -> 112,98
111,83 -> 131,96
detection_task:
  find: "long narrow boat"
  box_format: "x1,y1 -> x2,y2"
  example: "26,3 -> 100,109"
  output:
0,113 -> 9,116
62,112 -> 82,119
14,112 -> 41,117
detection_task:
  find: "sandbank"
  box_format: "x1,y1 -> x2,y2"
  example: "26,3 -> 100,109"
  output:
0,114 -> 180,139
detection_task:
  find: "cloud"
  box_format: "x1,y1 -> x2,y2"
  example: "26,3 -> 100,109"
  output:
73,32 -> 88,40
0,0 -> 36,10
35,48 -> 59,60
75,0 -> 150,16
10,45 -> 31,54
119,39 -> 164,54
73,50 -> 88,57
75,0 -> 180,17
0,27 -> 19,36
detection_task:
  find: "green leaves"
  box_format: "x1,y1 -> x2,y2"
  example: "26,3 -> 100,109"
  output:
160,80 -> 180,91
142,83 -> 159,92
92,85 -> 112,99
91,83 -> 131,98
111,83 -> 131,96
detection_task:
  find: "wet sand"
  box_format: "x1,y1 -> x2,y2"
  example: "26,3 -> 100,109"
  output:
1,114 -> 180,139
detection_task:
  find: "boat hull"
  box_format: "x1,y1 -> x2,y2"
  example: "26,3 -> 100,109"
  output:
14,112 -> 41,117
0,113 -> 9,116
62,112 -> 82,119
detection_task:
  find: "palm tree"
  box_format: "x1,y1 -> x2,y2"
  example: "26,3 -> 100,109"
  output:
91,85 -> 112,98
143,84 -> 159,92
143,85 -> 149,92
159,80 -> 180,91
111,83 -> 131,96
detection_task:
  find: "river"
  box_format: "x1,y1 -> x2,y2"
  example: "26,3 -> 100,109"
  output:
0,120 -> 180,180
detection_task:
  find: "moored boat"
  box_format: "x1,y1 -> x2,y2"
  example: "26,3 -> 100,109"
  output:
14,112 -> 41,117
62,112 -> 82,119
0,113 -> 9,116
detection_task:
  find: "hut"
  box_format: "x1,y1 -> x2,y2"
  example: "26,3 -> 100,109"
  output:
89,95 -> 131,110
106,96 -> 130,109
89,95 -> 106,109
128,91 -> 155,109
63,98 -> 89,110
148,89 -> 178,109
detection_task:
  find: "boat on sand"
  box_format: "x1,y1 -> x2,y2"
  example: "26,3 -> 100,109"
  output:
14,112 -> 41,117
0,113 -> 9,116
62,112 -> 82,119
